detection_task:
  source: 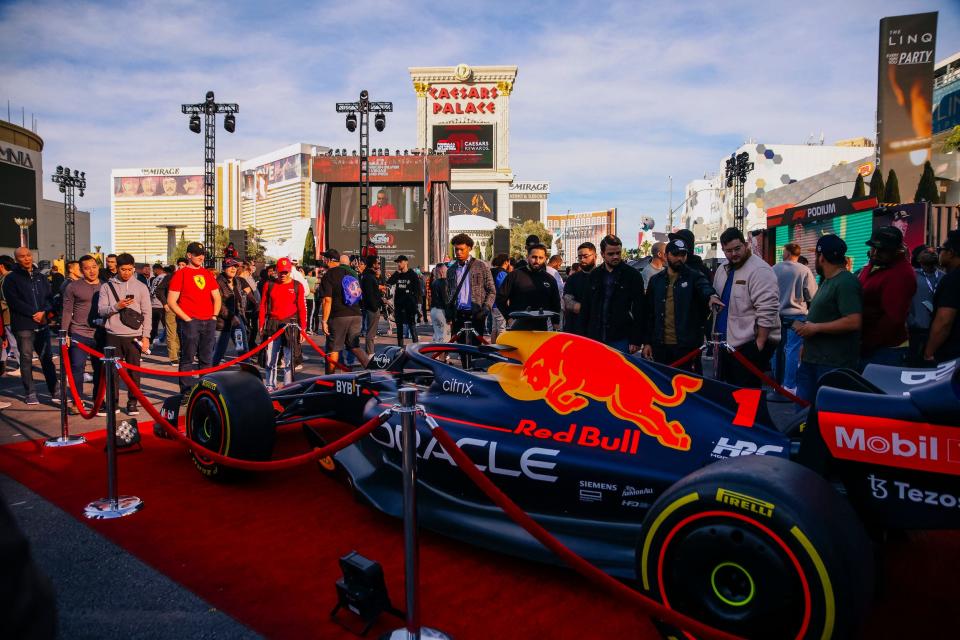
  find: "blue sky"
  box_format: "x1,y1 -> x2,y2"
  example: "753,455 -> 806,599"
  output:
2,0 -> 958,251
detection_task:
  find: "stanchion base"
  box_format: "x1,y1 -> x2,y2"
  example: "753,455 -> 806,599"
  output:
83,496 -> 144,520
380,627 -> 452,640
44,434 -> 87,447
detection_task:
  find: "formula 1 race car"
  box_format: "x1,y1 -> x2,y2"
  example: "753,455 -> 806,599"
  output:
174,326 -> 960,639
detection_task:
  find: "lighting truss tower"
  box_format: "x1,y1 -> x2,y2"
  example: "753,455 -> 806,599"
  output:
336,90 -> 392,253
182,91 -> 238,267
51,166 -> 86,261
725,151 -> 754,232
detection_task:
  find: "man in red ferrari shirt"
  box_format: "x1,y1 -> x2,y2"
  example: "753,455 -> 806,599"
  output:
369,189 -> 398,226
166,242 -> 221,395
258,257 -> 307,390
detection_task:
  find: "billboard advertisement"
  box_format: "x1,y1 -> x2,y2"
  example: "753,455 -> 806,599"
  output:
241,153 -> 308,200
877,12 -> 938,200
0,162 -> 37,248
775,210 -> 875,273
326,185 -> 424,268
432,124 -> 494,169
114,174 -> 204,198
872,202 -> 927,253
449,189 -> 496,219
311,155 -> 451,184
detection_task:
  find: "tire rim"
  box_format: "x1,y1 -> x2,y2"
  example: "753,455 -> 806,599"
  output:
660,517 -> 806,637
189,394 -> 223,466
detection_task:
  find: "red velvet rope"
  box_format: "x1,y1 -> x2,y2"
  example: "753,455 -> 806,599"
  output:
60,343 -> 107,419
117,365 -> 388,470
727,347 -> 810,407
430,426 -> 742,640
667,347 -> 702,369
72,326 -> 286,377
299,328 -> 352,372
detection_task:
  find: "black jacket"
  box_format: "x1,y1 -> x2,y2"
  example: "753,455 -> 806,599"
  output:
496,266 -> 561,320
645,264 -> 717,348
582,262 -> 645,346
387,270 -> 421,310
2,265 -> 53,332
361,272 -> 383,312
562,268 -> 593,336
216,273 -> 248,331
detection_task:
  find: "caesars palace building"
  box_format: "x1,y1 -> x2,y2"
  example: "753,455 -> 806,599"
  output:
112,65 -> 552,266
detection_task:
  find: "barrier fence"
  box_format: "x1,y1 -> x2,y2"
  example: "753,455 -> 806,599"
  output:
44,325 -> 810,639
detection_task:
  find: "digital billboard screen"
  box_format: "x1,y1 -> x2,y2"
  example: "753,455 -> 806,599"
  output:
449,189 -> 496,219
242,153 -> 308,201
0,163 -> 37,248
432,124 -> 494,169
326,185 -> 425,268
114,175 -> 204,198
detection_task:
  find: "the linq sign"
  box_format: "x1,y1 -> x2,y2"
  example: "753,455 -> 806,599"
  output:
0,144 -> 35,169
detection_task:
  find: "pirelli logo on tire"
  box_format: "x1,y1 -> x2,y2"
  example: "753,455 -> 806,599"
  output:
715,488 -> 775,518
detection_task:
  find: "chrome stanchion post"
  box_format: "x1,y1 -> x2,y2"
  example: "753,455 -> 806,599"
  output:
461,321 -> 473,370
84,346 -> 143,519
46,329 -> 85,447
382,388 -> 449,640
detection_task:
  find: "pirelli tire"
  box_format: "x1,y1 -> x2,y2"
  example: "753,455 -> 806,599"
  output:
636,455 -> 874,640
185,371 -> 276,481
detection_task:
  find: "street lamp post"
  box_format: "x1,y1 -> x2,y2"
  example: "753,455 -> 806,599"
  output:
725,152 -> 754,233
336,90 -> 392,254
182,91 -> 238,267
51,165 -> 86,261
13,217 -> 34,248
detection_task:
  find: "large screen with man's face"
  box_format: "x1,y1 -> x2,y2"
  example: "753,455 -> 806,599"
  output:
327,185 -> 424,267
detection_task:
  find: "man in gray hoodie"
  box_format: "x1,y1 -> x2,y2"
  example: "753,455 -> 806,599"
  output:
62,254 -> 104,414
98,253 -> 151,416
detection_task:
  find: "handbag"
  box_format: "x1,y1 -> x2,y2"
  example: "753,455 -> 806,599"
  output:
107,282 -> 144,331
445,259 -> 473,322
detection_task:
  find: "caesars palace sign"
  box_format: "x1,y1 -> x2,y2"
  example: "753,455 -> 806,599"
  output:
427,85 -> 501,115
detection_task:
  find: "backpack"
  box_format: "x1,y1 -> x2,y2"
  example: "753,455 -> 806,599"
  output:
342,272 -> 362,306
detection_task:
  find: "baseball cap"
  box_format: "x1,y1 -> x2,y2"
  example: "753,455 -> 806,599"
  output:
666,238 -> 689,255
939,229 -> 960,253
322,248 -> 340,261
276,257 -> 292,273
222,257 -> 240,268
394,254 -> 409,263
668,229 -> 695,246
525,234 -> 540,247
186,241 -> 206,256
866,226 -> 903,250
816,234 -> 847,264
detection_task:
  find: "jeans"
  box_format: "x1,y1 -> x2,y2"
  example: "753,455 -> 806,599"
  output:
607,338 -> 630,354
430,307 -> 449,342
395,306 -> 419,347
164,308 -> 180,362
364,310 -> 381,355
771,314 -> 804,389
106,333 -> 141,405
150,307 -> 164,342
861,346 -> 906,369
212,323 -> 248,365
4,325 -> 19,362
491,308 -> 506,343
797,361 -> 842,404
68,332 -> 103,403
265,337 -> 293,390
15,327 -> 57,396
652,343 -> 702,374
177,318 -> 216,394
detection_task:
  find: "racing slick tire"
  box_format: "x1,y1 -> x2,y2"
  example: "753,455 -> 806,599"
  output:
185,371 -> 275,481
636,455 -> 873,640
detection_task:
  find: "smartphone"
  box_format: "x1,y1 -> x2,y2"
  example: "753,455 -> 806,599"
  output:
125,294 -> 135,300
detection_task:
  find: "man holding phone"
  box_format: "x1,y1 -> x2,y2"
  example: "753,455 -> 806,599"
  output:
98,253 -> 151,415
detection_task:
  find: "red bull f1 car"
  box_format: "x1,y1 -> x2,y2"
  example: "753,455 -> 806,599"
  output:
173,329 -> 960,639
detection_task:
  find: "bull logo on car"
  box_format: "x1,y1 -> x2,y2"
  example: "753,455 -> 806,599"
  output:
490,333 -> 701,451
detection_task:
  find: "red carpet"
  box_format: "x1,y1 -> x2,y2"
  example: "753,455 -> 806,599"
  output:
1,426 -> 958,638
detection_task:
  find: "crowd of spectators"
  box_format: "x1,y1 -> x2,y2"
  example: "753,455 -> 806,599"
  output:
1,224 -> 958,413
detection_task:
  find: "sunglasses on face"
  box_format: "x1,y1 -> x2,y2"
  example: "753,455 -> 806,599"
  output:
577,253 -> 594,260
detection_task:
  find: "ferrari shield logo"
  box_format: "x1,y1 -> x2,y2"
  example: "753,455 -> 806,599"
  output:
193,275 -> 206,289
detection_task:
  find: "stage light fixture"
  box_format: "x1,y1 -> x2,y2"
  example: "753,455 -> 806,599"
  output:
56,165 -> 63,174
224,114 -> 236,133
189,115 -> 201,133
346,112 -> 357,132
80,171 -> 85,178
374,112 -> 385,132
